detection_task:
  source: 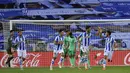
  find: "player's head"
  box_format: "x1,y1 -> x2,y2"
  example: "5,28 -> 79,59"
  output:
59,29 -> 64,36
18,30 -> 23,36
106,30 -> 111,37
86,26 -> 91,33
65,29 -> 70,36
10,30 -> 14,36
69,31 -> 74,38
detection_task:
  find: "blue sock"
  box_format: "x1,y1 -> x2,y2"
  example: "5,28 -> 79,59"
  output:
51,59 -> 54,66
103,59 -> 106,68
20,58 -> 22,65
60,57 -> 64,63
103,59 -> 106,64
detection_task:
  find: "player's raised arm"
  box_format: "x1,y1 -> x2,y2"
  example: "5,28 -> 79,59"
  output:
77,33 -> 82,41
77,37 -> 82,51
97,26 -> 103,37
112,39 -> 118,50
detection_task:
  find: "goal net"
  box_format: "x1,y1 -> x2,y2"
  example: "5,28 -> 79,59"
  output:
1,19 -> 130,68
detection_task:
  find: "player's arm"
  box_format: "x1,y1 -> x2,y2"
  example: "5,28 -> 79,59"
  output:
86,35 -> 91,38
54,36 -> 63,45
54,41 -> 63,45
112,39 -> 118,50
13,37 -> 19,50
77,33 -> 83,50
74,38 -> 77,52
97,26 -> 103,37
77,37 -> 82,51
14,37 -> 22,45
77,33 -> 82,41
10,37 -> 17,52
63,37 -> 69,49
96,26 -> 107,39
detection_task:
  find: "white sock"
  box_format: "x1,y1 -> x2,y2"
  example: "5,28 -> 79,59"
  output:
58,57 -> 64,64
50,59 -> 54,66
85,63 -> 88,69
103,64 -> 106,68
103,59 -> 106,68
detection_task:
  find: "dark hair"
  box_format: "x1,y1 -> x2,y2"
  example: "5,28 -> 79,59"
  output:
59,29 -> 63,33
10,30 -> 14,33
65,29 -> 70,32
69,32 -> 74,38
18,30 -> 22,33
86,26 -> 91,30
106,30 -> 111,35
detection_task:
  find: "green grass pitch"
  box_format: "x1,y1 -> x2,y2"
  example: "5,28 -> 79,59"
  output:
0,66 -> 130,73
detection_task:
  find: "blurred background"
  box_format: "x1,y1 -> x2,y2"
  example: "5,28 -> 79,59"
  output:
0,0 -> 130,52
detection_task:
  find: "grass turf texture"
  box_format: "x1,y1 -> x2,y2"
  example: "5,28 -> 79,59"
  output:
0,66 -> 130,73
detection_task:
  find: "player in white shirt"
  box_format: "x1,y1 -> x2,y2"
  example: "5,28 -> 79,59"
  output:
98,27 -> 116,70
50,30 -> 64,70
77,26 -> 91,70
15,30 -> 26,70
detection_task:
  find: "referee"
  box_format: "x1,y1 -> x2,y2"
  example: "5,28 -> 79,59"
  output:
5,30 -> 15,67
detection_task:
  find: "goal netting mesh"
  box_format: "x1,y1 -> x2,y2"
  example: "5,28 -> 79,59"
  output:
1,19 -> 130,67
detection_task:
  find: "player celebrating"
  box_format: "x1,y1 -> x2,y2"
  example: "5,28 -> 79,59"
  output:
5,30 -> 15,67
50,30 -> 64,70
98,27 -> 116,70
15,30 -> 26,70
68,32 -> 77,68
77,26 -> 91,70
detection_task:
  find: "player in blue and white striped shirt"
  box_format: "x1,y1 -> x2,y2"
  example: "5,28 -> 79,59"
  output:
98,28 -> 116,70
15,30 -> 26,70
50,30 -> 64,70
77,26 -> 91,70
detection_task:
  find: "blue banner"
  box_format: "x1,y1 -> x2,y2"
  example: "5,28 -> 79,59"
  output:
0,0 -> 15,4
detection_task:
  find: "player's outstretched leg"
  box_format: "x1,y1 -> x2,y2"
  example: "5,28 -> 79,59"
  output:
85,62 -> 88,70
102,56 -> 107,70
50,52 -> 57,70
87,59 -> 91,69
69,55 -> 75,68
78,56 -> 82,69
84,56 -> 89,70
58,56 -> 64,68
50,57 -> 56,70
5,56 -> 13,67
19,57 -> 23,70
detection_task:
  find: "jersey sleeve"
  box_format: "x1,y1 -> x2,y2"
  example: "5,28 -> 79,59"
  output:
79,37 -> 82,42
78,33 -> 82,38
14,37 -> 18,44
89,33 -> 92,37
101,33 -> 107,39
23,35 -> 26,41
111,38 -> 116,44
87,33 -> 92,38
54,36 -> 58,42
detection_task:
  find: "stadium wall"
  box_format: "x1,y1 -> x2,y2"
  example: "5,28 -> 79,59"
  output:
0,50 -> 130,68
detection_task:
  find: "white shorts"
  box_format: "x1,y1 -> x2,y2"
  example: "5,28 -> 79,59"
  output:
53,49 -> 64,57
80,46 -> 89,53
104,50 -> 114,60
17,50 -> 27,58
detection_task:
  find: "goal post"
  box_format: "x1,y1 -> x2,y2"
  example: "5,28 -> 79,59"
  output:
4,19 -> 130,67
9,19 -> 130,29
